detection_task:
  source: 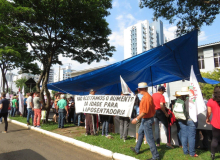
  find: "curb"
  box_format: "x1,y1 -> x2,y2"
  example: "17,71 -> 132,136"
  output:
8,119 -> 139,160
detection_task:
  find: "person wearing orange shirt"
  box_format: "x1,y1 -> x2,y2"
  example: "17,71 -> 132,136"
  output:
130,82 -> 159,160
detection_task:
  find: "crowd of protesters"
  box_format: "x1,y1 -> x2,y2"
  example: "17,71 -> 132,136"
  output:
1,82 -> 219,160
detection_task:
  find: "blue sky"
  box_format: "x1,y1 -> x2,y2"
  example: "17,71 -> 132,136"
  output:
56,0 -> 220,71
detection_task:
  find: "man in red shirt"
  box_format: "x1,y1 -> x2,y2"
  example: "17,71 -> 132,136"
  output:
152,86 -> 173,148
130,82 -> 159,160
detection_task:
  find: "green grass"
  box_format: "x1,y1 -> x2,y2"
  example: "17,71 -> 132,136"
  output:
76,132 -> 220,160
9,116 -> 75,131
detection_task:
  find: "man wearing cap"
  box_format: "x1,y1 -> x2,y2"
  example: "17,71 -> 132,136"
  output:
57,94 -> 69,128
152,86 -> 173,148
85,89 -> 97,136
130,82 -> 160,160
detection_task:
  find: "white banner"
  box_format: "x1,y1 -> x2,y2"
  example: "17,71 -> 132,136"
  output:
189,65 -> 206,122
75,95 -> 135,117
19,92 -> 24,114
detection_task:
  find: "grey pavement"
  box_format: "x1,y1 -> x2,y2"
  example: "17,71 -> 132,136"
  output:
0,122 -> 110,160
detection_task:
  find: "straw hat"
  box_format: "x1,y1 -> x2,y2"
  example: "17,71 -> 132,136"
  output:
173,91 -> 181,97
176,86 -> 190,95
138,82 -> 148,88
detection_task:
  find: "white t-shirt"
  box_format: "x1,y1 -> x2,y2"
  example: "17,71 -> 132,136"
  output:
27,96 -> 33,109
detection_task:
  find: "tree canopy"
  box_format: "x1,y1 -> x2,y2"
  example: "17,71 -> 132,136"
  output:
139,0 -> 220,36
1,0 -> 115,121
200,69 -> 220,100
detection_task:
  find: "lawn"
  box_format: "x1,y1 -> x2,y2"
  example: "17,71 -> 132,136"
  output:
9,116 -> 220,160
9,116 -> 75,131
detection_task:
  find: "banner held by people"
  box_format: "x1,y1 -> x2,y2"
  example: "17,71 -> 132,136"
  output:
75,95 -> 135,117
189,65 -> 206,122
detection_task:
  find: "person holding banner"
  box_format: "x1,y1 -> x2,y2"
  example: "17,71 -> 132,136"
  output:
206,86 -> 220,160
85,89 -> 97,136
130,82 -> 159,160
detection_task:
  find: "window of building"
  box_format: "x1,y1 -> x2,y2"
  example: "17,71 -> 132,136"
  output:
198,56 -> 205,69
214,53 -> 220,67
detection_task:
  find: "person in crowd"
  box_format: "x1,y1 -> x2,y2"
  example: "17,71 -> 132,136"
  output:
206,86 -> 220,160
53,94 -> 60,123
176,87 -> 198,157
101,114 -> 110,136
23,94 -> 28,117
33,92 -> 43,127
0,93 -> 10,133
170,92 -> 182,148
0,97 -> 2,124
11,96 -> 18,117
130,82 -> 159,160
27,93 -> 34,125
195,130 -> 208,151
57,94 -> 68,128
152,86 -> 173,148
134,89 -> 147,144
68,97 -> 75,124
119,92 -> 130,142
85,89 -> 97,136
108,116 -> 115,133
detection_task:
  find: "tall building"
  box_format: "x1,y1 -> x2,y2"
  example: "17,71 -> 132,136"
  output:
48,68 -> 54,84
54,66 -> 75,82
124,20 -> 167,59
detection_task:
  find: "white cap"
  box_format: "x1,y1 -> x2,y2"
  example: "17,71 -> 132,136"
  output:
60,94 -> 65,98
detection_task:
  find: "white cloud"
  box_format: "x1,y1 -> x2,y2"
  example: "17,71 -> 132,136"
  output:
112,0 -> 119,8
198,31 -> 207,42
164,25 -> 177,41
109,14 -> 137,47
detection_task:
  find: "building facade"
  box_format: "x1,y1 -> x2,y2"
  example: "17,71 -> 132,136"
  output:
54,66 -> 75,82
124,20 -> 167,59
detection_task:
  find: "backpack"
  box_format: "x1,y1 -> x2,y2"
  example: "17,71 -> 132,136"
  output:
173,98 -> 187,120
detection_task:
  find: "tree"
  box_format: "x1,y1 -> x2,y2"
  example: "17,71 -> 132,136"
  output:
14,77 -> 37,95
200,69 -> 220,100
3,0 -> 115,121
139,0 -> 220,36
0,1 -> 41,92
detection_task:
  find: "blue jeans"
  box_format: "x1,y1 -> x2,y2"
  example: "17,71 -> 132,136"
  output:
11,107 -> 16,117
74,113 -> 81,126
102,120 -> 109,135
58,112 -> 65,128
27,108 -> 34,123
135,117 -> 159,159
178,119 -> 197,156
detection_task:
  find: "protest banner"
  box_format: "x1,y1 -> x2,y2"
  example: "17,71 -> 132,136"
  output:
75,95 -> 135,117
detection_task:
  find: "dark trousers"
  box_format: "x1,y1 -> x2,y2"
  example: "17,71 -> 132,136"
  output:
176,120 -> 182,146
68,108 -> 74,123
0,113 -> 8,131
211,126 -> 220,154
23,105 -> 27,117
154,109 -> 170,144
58,112 -> 65,128
196,129 -> 208,149
86,114 -> 96,135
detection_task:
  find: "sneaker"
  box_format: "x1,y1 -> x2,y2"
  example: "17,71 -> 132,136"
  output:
130,147 -> 138,155
144,141 -> 147,144
102,134 -> 104,136
0,122 -> 2,124
135,139 -> 138,143
37,126 -> 41,128
27,122 -> 30,126
2,131 -> 7,133
85,133 -> 88,136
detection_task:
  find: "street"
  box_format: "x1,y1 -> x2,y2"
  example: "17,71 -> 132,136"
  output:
0,122 -> 111,160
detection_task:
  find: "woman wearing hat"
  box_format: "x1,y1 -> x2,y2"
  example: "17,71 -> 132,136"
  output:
174,87 -> 198,157
206,86 -> 220,160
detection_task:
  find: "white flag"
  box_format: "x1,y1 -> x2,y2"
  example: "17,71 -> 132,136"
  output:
120,75 -> 134,96
22,86 -> 25,96
19,91 -> 24,114
188,65 -> 206,122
